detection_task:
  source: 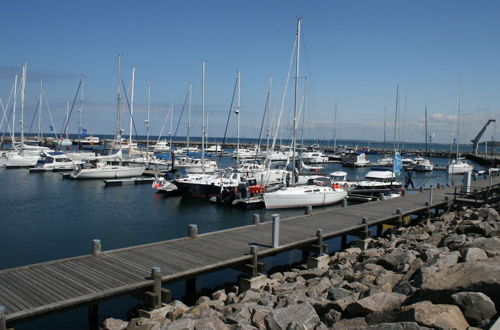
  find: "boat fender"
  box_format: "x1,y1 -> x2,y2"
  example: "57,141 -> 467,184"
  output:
343,183 -> 348,189
332,184 -> 340,189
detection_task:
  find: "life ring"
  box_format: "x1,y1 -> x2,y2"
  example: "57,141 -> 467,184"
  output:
333,184 -> 340,189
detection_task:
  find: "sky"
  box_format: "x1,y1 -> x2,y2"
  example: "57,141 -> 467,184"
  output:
1,0 -> 499,144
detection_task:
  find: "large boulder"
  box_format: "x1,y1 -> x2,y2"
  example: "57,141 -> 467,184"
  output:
126,318 -> 161,330
451,291 -> 497,326
462,237 -> 500,257
420,258 -> 500,306
264,302 -> 320,330
400,301 -> 469,330
461,247 -> 488,262
330,317 -> 368,329
164,318 -> 196,330
377,248 -> 416,273
363,322 -> 432,330
194,317 -> 229,330
103,318 -> 128,330
346,292 -> 407,317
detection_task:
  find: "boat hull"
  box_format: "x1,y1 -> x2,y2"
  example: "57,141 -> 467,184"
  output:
71,166 -> 145,179
174,180 -> 237,198
263,187 -> 347,209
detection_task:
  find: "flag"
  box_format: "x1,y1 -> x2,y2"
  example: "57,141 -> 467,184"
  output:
428,135 -> 433,143
393,152 -> 403,176
453,137 -> 457,144
49,125 -> 54,132
81,128 -> 88,137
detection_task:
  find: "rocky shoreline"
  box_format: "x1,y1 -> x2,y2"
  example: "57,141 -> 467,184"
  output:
103,203 -> 500,330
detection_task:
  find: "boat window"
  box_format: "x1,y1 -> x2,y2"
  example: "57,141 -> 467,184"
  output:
223,171 -> 232,179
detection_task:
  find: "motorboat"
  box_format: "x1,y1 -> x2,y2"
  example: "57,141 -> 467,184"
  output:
232,147 -> 259,159
175,158 -> 218,174
152,169 -> 187,195
263,177 -> 347,209
301,151 -> 329,164
448,157 -> 473,175
32,151 -> 83,171
413,157 -> 434,172
330,171 -> 357,191
79,136 -> 100,145
377,156 -> 393,166
0,150 -> 40,168
153,140 -> 171,152
342,153 -> 370,167
70,161 -> 145,179
205,144 -> 222,153
174,170 -> 248,198
352,170 -> 402,195
52,138 -> 73,147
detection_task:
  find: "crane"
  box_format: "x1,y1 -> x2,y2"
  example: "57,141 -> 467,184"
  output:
471,119 -> 495,154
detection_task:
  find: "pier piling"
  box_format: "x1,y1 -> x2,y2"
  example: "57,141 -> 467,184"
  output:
91,239 -> 101,257
253,214 -> 260,225
0,305 -> 5,330
395,208 -> 403,228
151,267 -> 162,309
305,205 -> 312,215
429,185 -> 434,205
188,225 -> 198,239
272,214 -> 280,248
342,198 -> 348,207
88,303 -> 98,330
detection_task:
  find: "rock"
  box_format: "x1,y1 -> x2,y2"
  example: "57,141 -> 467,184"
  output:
462,247 -> 488,262
194,317 -> 229,330
126,318 -> 160,330
426,233 -> 445,246
103,318 -> 128,330
283,271 -> 298,282
400,301 -> 469,330
164,318 -> 196,330
377,248 -> 416,272
346,292 -> 407,317
239,289 -> 261,303
307,277 -> 332,296
251,305 -> 273,330
364,322 -> 432,329
225,302 -> 255,325
462,237 -> 500,257
166,300 -> 189,321
327,287 -> 354,301
451,291 -> 497,326
211,289 -> 227,302
270,272 -> 284,282
374,272 -> 403,289
424,251 -> 460,269
442,234 -> 468,250
298,268 -> 327,280
421,258 -> 500,305
264,302 -> 320,330
233,325 -> 257,330
330,317 -> 368,329
195,296 -> 211,305
183,302 -> 224,320
440,212 -> 456,223
456,221 -> 492,236
226,292 -> 239,305
323,309 -> 341,327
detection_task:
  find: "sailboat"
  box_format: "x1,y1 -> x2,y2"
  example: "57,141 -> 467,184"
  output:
413,106 -> 434,172
71,56 -> 145,179
263,19 -> 347,209
447,77 -> 473,175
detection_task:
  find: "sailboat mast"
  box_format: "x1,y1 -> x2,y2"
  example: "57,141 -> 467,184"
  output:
291,18 -> 301,186
129,67 -> 136,148
66,100 -> 70,139
236,70 -> 241,166
333,103 -> 338,151
38,80 -> 43,140
424,105 -> 428,153
12,75 -> 17,144
116,55 -> 122,142
383,106 -> 387,146
187,83 -> 192,152
146,84 -> 150,155
78,75 -> 84,150
393,84 -> 399,154
201,60 -> 206,162
456,76 -> 462,159
20,63 -> 27,148
266,75 -> 272,149
169,103 -> 173,149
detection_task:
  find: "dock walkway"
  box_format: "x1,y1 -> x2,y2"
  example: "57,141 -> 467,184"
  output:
1,176 -> 499,325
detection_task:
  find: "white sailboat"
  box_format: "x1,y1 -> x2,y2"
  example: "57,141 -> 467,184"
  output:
263,19 -> 347,209
448,77 -> 473,175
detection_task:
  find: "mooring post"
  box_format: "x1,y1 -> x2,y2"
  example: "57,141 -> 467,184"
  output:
88,303 -> 99,330
253,214 -> 260,225
316,229 -> 324,256
250,245 -> 259,277
428,185 -> 433,205
272,214 -> 280,248
188,224 -> 198,239
305,205 -> 312,215
91,239 -> 101,257
342,198 -> 348,208
360,217 -> 369,239
419,186 -> 424,193
401,188 -> 406,197
0,305 -> 6,330
395,208 -> 403,228
378,193 -> 384,201
454,186 -> 458,203
151,267 -> 162,309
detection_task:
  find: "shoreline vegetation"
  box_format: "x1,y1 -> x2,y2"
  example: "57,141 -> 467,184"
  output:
102,203 -> 500,330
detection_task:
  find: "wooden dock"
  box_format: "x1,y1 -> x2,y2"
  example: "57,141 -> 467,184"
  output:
1,175 -> 499,328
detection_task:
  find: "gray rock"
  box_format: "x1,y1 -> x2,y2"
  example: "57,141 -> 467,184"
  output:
164,318 -> 196,330
194,317 -> 229,330
298,268 -> 327,280
330,317 -> 368,329
377,248 -> 416,272
103,318 -> 128,330
283,271 -> 298,282
421,257 -> 500,305
328,287 -> 354,301
226,292 -> 239,305
364,322 -> 432,329
195,296 -> 211,305
424,251 -> 460,269
264,302 -> 320,330
451,291 -> 497,326
233,325 -> 257,330
251,305 -> 273,330
462,237 -> 500,257
126,318 -> 160,330
323,309 -> 341,327
443,233 -> 468,250
211,289 -> 227,302
400,301 -> 469,330
346,292 -> 407,316
225,302 -> 255,325
270,272 -> 284,282
239,289 -> 261,303
462,247 -> 488,262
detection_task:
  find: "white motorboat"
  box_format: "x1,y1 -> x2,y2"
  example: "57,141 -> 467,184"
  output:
153,140 -> 171,152
330,171 -> 357,191
413,157 -> 434,172
205,144 -> 222,153
79,136 -> 100,145
232,147 -> 260,159
52,138 -> 73,147
377,156 -> 393,166
175,158 -> 218,174
172,146 -> 200,155
0,150 -> 40,168
448,157 -> 473,175
70,161 -> 145,179
353,170 -> 402,194
263,177 -> 347,209
301,151 -> 329,164
33,151 -> 83,170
